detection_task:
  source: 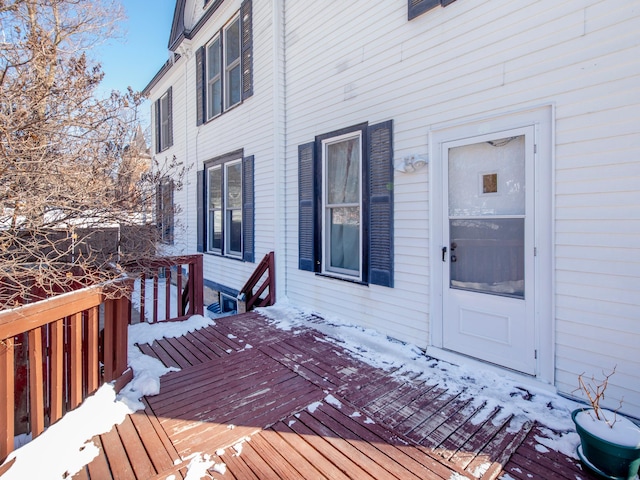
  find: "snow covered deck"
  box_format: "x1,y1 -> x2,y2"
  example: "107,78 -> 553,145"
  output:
72,312 -> 597,480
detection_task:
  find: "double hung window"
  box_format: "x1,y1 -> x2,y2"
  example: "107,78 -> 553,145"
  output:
157,177 -> 174,245
198,152 -> 254,262
322,133 -> 362,278
155,87 -> 173,152
196,0 -> 253,125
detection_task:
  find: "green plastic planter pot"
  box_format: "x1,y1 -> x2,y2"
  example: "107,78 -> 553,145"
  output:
572,409 -> 640,480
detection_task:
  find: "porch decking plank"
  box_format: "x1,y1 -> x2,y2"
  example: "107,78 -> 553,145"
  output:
186,328 -> 231,358
127,409 -> 179,474
500,425 -> 597,480
283,412 -> 380,480
115,415 -> 156,480
251,428 -> 328,479
243,431 -> 313,480
136,342 -> 180,370
84,435 -> 111,480
200,322 -> 251,351
161,336 -> 202,367
310,401 -> 447,480
171,332 -> 214,363
408,395 -> 475,444
217,448 -> 261,480
149,355 -> 288,416
99,426 -> 136,479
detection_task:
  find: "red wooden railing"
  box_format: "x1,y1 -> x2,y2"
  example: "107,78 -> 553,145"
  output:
0,254 -> 204,464
123,254 -> 204,323
238,251 -> 276,313
0,280 -> 132,462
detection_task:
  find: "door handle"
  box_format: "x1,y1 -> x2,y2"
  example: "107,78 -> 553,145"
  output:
442,246 -> 447,262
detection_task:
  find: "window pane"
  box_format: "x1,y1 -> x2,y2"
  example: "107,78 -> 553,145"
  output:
327,138 -> 359,205
227,209 -> 242,254
225,18 -> 240,65
208,167 -> 221,208
450,218 -> 524,298
329,207 -> 360,272
226,162 -> 242,209
227,65 -> 241,107
209,210 -> 222,251
208,39 -> 220,78
208,79 -> 221,117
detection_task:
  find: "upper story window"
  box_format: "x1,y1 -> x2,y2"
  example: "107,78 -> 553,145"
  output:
196,0 -> 253,126
408,0 -> 456,20
155,87 -> 173,152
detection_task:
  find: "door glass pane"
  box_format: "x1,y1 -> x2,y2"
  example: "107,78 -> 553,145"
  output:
329,207 -> 360,271
448,135 -> 526,298
449,136 -> 525,216
449,218 -> 524,298
327,138 -> 359,204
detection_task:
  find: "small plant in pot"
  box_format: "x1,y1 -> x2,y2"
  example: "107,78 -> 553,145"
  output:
572,367 -> 640,480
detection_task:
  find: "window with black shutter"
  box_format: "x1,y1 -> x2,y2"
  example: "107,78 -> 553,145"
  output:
196,151 -> 254,262
298,121 -> 394,287
195,0 -> 253,125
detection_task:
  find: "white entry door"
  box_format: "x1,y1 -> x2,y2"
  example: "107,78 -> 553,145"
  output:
441,127 -> 536,375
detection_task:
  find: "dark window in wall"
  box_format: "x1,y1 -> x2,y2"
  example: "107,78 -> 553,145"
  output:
408,0 -> 456,20
157,177 -> 175,244
197,152 -> 254,262
298,120 -> 394,287
155,87 -> 173,152
196,0 -> 253,125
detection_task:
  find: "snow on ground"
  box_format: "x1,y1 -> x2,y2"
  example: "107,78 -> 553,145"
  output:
1,300 -> 606,479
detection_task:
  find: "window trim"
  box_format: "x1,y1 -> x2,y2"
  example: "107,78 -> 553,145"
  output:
320,131 -> 364,281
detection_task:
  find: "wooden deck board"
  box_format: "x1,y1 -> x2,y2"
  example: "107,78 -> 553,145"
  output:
63,312 -> 597,480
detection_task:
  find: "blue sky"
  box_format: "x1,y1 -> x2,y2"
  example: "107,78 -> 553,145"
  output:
96,0 -> 176,95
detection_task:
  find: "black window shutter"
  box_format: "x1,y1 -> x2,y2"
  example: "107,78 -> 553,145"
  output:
242,155 -> 255,262
367,120 -> 394,287
154,99 -> 161,153
195,46 -> 205,126
408,0 -> 439,20
167,86 -> 174,147
196,170 -> 204,252
240,0 -> 253,100
298,142 -> 315,271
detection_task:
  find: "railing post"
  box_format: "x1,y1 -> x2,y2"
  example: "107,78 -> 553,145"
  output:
0,338 -> 14,461
191,255 -> 204,316
28,328 -> 45,437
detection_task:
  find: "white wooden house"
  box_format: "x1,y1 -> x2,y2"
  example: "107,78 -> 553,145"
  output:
144,0 -> 640,418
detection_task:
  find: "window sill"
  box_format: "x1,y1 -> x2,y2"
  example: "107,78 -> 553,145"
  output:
315,272 -> 368,287
205,251 -> 245,262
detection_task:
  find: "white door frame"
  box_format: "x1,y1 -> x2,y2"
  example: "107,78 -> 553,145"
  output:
428,105 -> 555,385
